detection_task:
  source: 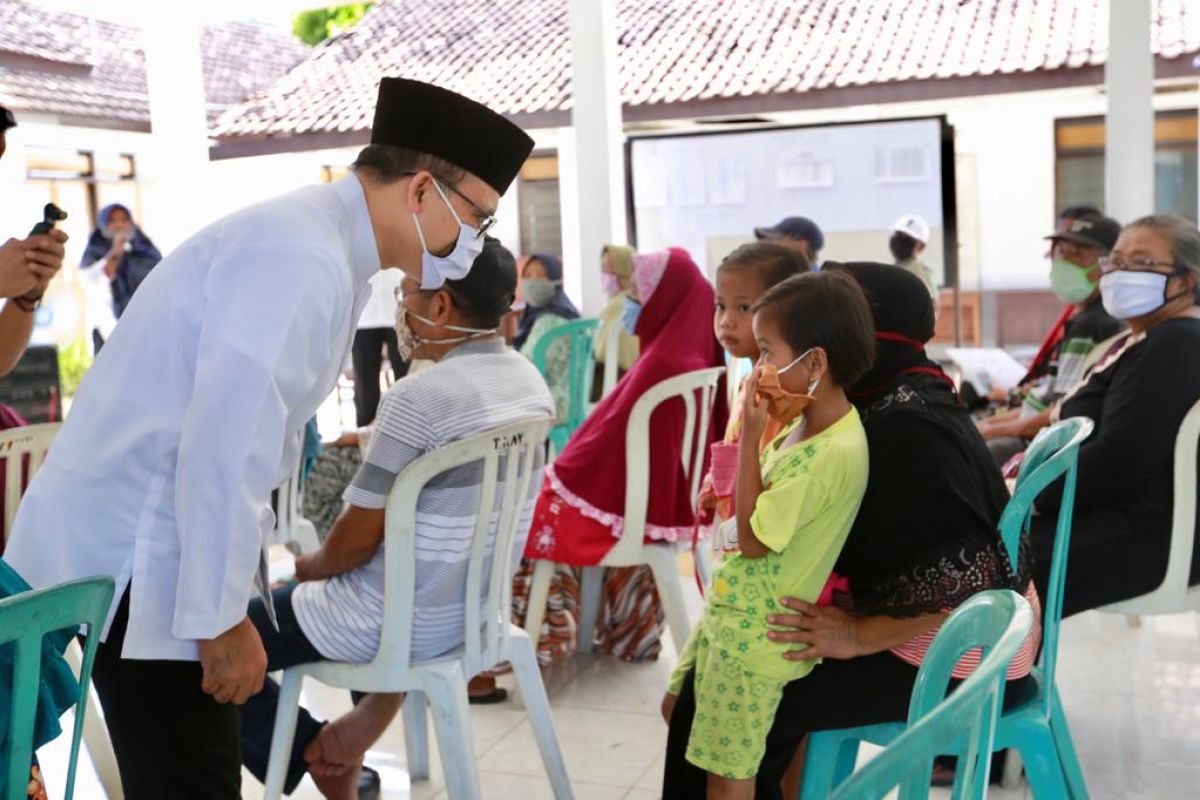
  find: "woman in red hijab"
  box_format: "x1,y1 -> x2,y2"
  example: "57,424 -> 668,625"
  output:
515,248 -> 727,662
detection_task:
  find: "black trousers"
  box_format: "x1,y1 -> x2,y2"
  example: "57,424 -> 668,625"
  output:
240,584 -> 332,795
351,327 -> 407,427
90,591 -> 242,800
662,653 -> 1036,799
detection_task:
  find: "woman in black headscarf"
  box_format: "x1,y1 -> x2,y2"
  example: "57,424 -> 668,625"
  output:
662,263 -> 1038,798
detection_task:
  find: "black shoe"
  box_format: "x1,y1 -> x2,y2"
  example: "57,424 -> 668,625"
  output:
358,765 -> 381,800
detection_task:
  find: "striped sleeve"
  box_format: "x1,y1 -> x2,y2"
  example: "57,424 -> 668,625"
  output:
343,385 -> 433,509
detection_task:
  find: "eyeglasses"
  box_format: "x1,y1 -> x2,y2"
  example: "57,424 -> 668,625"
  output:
1098,256 -> 1179,275
401,170 -> 496,239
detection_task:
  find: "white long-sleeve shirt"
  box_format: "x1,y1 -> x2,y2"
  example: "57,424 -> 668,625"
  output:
5,175 -> 381,661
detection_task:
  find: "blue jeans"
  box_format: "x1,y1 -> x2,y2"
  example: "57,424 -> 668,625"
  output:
240,584 -> 328,795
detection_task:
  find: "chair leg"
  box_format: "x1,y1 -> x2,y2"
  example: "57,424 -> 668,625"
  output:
402,690 -> 430,781
646,547 -> 692,654
423,665 -> 482,800
799,731 -> 859,800
1000,747 -> 1025,790
577,567 -> 603,655
523,559 -> 556,650
694,544 -> 712,594
1049,693 -> 1090,800
509,629 -> 575,800
263,670 -> 305,800
1012,722 -> 1071,800
64,642 -> 123,800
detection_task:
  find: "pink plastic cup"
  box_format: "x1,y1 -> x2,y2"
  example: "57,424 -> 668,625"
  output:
709,442 -> 739,498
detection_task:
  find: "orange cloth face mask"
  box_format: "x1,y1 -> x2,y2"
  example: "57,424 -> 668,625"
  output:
755,349 -> 820,424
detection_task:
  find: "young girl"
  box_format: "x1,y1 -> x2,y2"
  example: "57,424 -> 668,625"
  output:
664,270 -> 876,797
700,242 -> 810,522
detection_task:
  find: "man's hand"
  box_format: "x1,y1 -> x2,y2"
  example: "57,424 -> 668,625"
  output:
23,231 -> 67,294
766,597 -> 863,661
294,551 -> 321,582
198,616 -> 267,705
0,231 -> 67,299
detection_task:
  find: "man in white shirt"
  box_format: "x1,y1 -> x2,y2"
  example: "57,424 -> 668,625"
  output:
352,268 -> 407,426
3,78 -> 532,798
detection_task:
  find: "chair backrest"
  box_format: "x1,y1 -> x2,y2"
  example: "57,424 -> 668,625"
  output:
531,318 -> 601,438
998,416 -> 1093,714
610,367 -> 725,563
1143,397 -> 1200,608
0,423 -> 61,543
832,590 -> 1034,800
599,318 -> 624,400
372,417 -> 552,678
0,576 -> 114,800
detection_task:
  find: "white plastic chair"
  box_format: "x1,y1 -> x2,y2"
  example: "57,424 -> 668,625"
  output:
272,462 -> 321,555
598,318 -> 624,401
262,417 -> 572,800
524,367 -> 725,657
1099,397 -> 1200,622
0,423 -> 125,800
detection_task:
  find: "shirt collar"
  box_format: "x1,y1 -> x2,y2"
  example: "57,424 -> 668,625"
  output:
442,336 -> 507,361
332,174 -> 382,286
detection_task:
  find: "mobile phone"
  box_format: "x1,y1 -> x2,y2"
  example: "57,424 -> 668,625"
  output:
29,203 -> 68,236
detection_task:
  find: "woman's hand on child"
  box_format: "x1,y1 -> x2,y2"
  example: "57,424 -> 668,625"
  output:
742,368 -> 769,443
766,598 -> 863,661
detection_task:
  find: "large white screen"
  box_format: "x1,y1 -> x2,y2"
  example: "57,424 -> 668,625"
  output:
630,118 -> 953,288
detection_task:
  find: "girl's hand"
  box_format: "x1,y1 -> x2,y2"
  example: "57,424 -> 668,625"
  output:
766,597 -> 863,661
660,691 -> 678,725
742,368 -> 769,444
697,475 -> 717,512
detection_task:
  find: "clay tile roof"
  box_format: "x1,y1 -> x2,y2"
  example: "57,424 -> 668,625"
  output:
0,0 -> 309,128
211,0 -> 1200,145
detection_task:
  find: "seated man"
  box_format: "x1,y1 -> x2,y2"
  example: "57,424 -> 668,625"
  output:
979,211 -> 1125,465
240,238 -> 555,799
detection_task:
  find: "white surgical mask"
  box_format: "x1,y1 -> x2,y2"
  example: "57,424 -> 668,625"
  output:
393,304 -> 496,361
1099,270 -> 1186,320
413,181 -> 485,290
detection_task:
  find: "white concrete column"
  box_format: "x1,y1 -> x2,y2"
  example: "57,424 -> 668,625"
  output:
1104,0 -> 1155,223
566,0 -> 626,316
141,4 -> 211,252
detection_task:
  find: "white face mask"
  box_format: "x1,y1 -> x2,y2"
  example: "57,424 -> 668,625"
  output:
413,181 -> 485,290
393,303 -> 496,361
1099,270 -> 1187,320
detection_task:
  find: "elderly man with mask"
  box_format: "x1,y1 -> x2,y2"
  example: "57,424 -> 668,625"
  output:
979,212 -> 1126,466
4,79 -> 533,799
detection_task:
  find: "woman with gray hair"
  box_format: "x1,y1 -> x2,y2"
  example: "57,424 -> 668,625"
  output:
1032,214 -> 1200,616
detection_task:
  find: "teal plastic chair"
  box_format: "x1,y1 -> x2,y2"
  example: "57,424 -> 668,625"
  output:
1,575 -> 114,800
802,417 -> 1095,800
531,318 -> 601,455
832,590 -> 1035,800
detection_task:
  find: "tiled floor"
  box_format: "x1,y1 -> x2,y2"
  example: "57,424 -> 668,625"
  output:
41,609 -> 1200,799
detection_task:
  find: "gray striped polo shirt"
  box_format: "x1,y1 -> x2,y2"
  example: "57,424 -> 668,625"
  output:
292,337 -> 554,663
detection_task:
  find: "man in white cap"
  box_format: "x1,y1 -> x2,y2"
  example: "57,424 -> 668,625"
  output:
889,214 -> 936,302
4,78 -> 533,798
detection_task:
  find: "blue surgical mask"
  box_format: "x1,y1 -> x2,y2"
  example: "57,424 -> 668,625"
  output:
621,296 -> 642,335
413,181 -> 485,290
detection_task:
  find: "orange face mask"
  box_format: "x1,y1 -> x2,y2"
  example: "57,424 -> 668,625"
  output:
755,350 -> 820,424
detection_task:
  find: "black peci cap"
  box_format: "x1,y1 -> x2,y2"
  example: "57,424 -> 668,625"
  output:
370,78 -> 534,194
0,105 -> 15,132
